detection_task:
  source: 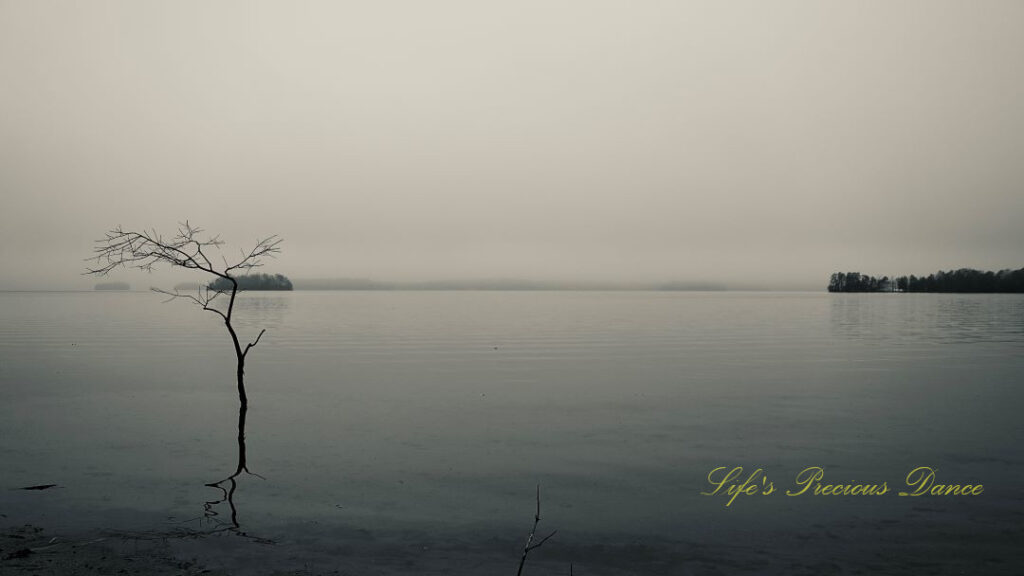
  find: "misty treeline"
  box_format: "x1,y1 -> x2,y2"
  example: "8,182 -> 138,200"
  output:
94,281 -> 130,291
209,273 -> 293,291
828,267 -> 1024,293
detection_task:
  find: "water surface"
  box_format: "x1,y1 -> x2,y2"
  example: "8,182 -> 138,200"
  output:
1,291 -> 1022,574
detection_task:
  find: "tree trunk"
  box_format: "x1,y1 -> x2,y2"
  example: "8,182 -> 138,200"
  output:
236,357 -> 248,408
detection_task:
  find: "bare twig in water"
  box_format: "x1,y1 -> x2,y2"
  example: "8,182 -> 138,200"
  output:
516,484 -> 557,576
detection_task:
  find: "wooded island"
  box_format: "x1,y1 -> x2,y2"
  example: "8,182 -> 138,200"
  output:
209,273 -> 293,291
828,268 -> 1024,293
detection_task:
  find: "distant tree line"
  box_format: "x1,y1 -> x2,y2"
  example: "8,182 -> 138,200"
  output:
94,281 -> 131,291
209,273 -> 293,291
828,268 -> 1024,293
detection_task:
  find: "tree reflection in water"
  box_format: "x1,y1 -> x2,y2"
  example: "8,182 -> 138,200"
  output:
202,397 -> 268,540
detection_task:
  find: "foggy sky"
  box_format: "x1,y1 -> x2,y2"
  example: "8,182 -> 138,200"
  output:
2,1 -> 1023,290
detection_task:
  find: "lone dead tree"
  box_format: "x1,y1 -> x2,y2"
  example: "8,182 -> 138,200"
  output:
86,222 -> 282,408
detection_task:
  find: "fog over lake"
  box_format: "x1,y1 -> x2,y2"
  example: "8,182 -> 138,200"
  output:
2,1 -> 1024,290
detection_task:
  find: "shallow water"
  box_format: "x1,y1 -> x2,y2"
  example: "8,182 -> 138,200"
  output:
1,291 -> 1023,574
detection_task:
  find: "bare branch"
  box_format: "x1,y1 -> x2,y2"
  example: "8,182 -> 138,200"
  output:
528,530 -> 558,552
243,329 -> 266,357
151,286 -> 230,321
85,224 -> 236,279
225,235 -> 283,274
85,222 -> 277,282
517,485 -> 557,576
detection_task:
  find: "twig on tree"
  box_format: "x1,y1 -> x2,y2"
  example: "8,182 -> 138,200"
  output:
243,329 -> 266,357
516,484 -> 557,576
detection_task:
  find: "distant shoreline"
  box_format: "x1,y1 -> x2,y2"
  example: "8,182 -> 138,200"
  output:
290,278 -> 729,291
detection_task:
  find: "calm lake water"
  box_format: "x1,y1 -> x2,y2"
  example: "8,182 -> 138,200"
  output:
2,290 -> 1023,574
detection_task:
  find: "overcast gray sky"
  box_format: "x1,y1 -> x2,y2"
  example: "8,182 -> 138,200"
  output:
2,1 -> 1022,290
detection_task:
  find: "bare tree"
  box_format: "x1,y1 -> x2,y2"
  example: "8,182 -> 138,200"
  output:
86,221 -> 282,407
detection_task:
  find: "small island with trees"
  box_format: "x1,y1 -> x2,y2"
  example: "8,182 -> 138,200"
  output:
828,267 -> 1024,293
209,272 -> 293,291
